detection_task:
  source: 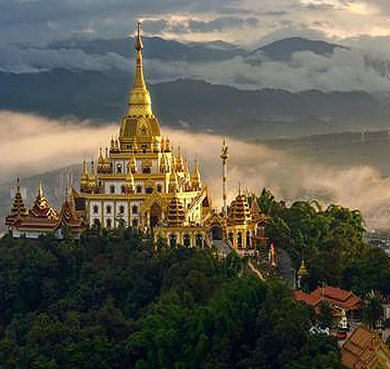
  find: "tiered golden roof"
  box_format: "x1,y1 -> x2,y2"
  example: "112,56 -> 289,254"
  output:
29,182 -> 59,220
5,179 -> 28,226
228,193 -> 251,225
166,196 -> 186,226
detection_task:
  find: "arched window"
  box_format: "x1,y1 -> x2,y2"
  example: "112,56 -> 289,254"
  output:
132,205 -> 138,214
237,232 -> 242,249
132,218 -> 138,227
106,205 -> 112,215
143,166 -> 151,174
117,164 -> 122,174
157,184 -> 163,193
121,185 -> 126,194
110,185 -> 115,194
119,205 -> 125,214
93,205 -> 99,214
183,234 -> 191,247
136,185 -> 142,194
106,218 -> 112,228
145,186 -> 153,194
169,234 -> 177,248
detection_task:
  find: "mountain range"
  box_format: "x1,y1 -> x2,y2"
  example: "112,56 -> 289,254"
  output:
1,36 -> 390,139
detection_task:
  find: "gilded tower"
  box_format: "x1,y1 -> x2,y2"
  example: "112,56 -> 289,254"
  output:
74,23 -> 212,233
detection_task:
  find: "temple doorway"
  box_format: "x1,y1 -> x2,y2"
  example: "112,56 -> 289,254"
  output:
150,202 -> 162,228
211,225 -> 223,240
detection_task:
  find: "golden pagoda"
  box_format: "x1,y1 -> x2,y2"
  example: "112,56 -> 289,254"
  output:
71,22 -> 212,245
5,24 -> 270,254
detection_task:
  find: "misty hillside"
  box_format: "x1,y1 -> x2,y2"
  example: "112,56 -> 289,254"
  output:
1,70 -> 389,138
50,36 -> 346,63
253,37 -> 348,61
50,36 -> 245,63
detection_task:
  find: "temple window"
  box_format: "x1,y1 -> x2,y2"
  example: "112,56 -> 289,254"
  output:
169,234 -> 177,248
136,185 -> 142,194
145,186 -> 153,194
132,218 -> 138,227
119,205 -> 125,214
229,232 -> 233,244
157,184 -> 163,193
110,185 -> 115,194
132,205 -> 138,214
106,218 -> 112,228
117,164 -> 122,174
93,205 -> 99,214
237,232 -> 242,249
106,205 -> 112,214
141,144 -> 147,153
143,166 -> 151,174
184,234 -> 191,247
121,185 -> 126,194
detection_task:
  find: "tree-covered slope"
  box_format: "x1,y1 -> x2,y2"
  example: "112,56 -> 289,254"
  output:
0,230 -> 342,369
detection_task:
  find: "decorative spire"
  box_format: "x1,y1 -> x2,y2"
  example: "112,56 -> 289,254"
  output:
89,160 -> 97,190
97,147 -> 104,173
169,158 -> 179,193
128,21 -> 152,116
5,178 -> 27,225
176,146 -> 184,172
192,156 -> 202,191
39,179 -> 44,198
80,160 -> 89,191
104,147 -> 110,173
135,21 -> 144,51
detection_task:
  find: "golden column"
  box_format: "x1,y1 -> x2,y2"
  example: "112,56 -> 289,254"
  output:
220,140 -> 229,216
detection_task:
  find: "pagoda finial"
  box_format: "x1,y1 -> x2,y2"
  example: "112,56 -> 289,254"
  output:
16,177 -> 20,191
135,20 -> 143,51
39,180 -> 43,197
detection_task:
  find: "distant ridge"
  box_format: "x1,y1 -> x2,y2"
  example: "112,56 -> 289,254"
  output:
253,37 -> 348,61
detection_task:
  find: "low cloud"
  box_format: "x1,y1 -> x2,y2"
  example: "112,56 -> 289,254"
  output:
146,49 -> 390,93
1,111 -> 390,230
0,46 -> 129,74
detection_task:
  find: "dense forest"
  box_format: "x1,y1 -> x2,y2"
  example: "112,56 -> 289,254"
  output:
0,227 -> 342,369
258,189 -> 390,297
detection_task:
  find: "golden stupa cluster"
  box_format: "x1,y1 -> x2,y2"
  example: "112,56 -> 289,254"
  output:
6,24 -> 268,253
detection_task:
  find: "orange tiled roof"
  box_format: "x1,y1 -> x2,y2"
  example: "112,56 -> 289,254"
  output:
294,286 -> 361,311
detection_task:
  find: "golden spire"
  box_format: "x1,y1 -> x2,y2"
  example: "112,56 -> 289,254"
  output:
38,179 -> 44,198
128,21 -> 152,116
97,147 -> 104,173
176,146 -> 184,172
192,156 -> 201,190
104,147 -> 110,173
298,260 -> 308,276
80,159 -> 89,189
135,21 -> 143,51
89,160 -> 97,189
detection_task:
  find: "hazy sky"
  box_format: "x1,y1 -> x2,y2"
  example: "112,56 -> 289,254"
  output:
1,0 -> 390,47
